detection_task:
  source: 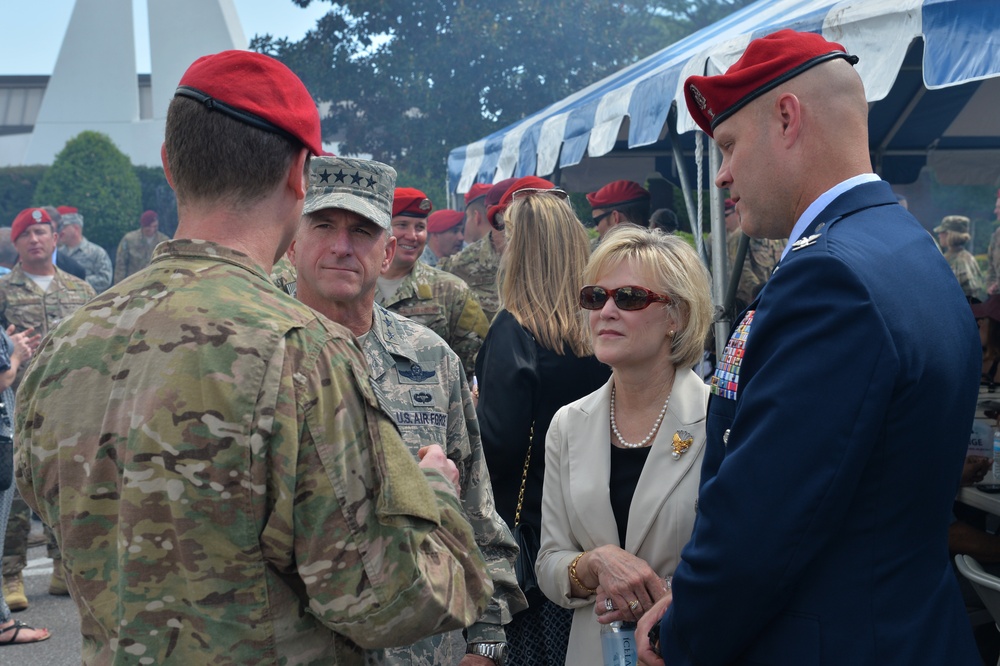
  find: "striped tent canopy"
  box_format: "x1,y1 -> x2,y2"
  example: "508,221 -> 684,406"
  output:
448,0 -> 1000,196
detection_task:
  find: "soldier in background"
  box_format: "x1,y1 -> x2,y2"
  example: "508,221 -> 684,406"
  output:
56,206 -> 113,293
440,180 -> 516,324
461,183 -> 493,245
292,154 -> 525,666
723,198 -> 786,312
586,180 -> 651,247
936,214 -> 984,301
378,187 -> 490,379
0,206 -> 95,611
985,189 -> 1000,295
113,209 -> 169,284
422,209 -> 466,267
15,50 -> 491,665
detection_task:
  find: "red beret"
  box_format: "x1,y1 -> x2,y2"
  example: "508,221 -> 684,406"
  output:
427,209 -> 465,234
464,183 -> 492,206
11,207 -> 53,242
392,187 -> 433,218
485,178 -> 518,230
57,205 -> 78,215
586,180 -> 649,209
685,29 -> 858,137
175,50 -> 323,155
488,176 -> 561,229
140,210 -> 159,227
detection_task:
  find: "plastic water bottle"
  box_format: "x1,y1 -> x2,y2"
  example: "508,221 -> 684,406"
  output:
993,430 -> 1000,481
601,621 -> 638,666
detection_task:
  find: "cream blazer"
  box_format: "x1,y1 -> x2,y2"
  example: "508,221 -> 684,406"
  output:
536,369 -> 709,665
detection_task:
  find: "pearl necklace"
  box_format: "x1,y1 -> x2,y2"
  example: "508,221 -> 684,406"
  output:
610,383 -> 671,449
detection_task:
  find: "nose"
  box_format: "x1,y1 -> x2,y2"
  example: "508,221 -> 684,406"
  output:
600,295 -> 619,318
715,157 -> 731,190
328,228 -> 353,255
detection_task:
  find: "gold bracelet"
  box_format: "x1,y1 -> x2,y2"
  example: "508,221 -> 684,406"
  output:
569,551 -> 597,595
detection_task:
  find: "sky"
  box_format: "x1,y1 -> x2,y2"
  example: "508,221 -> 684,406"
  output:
0,0 -> 330,75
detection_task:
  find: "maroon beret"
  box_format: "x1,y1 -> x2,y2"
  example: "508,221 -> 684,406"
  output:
427,209 -> 465,234
685,29 -> 858,137
464,183 -> 492,206
586,180 -> 649,210
392,187 -> 433,218
485,178 -> 518,229
57,205 -> 78,215
140,210 -> 159,227
11,207 -> 53,242
175,50 -> 323,155
488,176 -> 562,229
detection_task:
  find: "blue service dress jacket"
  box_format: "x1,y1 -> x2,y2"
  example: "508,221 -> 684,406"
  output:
660,180 -> 982,665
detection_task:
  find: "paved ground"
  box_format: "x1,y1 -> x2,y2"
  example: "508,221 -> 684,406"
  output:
3,544 -> 81,664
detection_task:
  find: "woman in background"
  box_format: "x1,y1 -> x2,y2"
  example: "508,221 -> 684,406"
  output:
476,182 -> 610,665
536,226 -> 713,665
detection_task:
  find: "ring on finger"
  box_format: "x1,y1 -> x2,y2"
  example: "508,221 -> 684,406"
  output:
628,599 -> 640,612
604,598 -> 615,612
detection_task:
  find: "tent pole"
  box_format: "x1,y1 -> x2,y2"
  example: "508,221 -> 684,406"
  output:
708,142 -> 729,359
668,113 -> 699,244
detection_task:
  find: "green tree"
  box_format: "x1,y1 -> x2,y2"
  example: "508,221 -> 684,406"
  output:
254,0 -> 752,195
0,166 -> 47,227
33,131 -> 142,255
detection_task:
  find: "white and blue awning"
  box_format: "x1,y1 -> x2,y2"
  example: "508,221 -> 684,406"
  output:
448,0 -> 1000,194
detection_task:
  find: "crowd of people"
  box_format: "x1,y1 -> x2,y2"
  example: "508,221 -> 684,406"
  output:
0,27 -> 997,666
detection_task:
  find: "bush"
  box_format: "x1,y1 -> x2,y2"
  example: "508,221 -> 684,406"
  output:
0,166 -> 47,227
134,166 -> 178,238
33,131 -> 142,256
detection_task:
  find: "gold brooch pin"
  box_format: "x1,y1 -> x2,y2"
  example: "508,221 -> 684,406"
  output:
672,430 -> 694,460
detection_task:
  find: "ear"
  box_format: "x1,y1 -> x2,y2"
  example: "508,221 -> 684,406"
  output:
286,239 -> 297,266
381,234 -> 397,274
776,92 -> 802,145
160,144 -> 175,188
287,149 -> 309,201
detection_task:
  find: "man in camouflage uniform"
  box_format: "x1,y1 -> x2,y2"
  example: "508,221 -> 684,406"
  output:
936,214 -> 984,301
439,225 -> 505,324
56,206 -> 113,292
985,189 -> 1000,296
113,209 -> 170,284
291,155 -> 526,666
15,50 -> 492,665
377,187 -> 489,379
1,206 -> 95,610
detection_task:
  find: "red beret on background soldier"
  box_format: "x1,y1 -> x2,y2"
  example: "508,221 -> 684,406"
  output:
586,180 -> 651,244
462,183 -> 493,245
423,210 -> 466,267
113,209 -> 170,284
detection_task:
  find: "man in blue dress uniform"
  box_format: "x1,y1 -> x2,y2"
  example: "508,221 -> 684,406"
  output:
637,29 -> 982,665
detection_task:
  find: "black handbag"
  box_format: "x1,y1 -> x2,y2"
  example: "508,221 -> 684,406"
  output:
512,427 -> 539,596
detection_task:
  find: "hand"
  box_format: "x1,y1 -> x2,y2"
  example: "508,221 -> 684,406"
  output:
636,594 -> 671,666
7,326 -> 39,366
418,445 -> 460,494
963,456 -> 992,487
589,545 -> 669,623
459,655 -> 494,666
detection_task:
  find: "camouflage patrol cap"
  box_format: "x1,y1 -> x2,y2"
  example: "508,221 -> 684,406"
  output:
934,215 -> 970,234
304,155 -> 397,230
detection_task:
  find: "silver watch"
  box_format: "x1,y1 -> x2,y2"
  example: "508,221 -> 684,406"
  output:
467,642 -> 509,665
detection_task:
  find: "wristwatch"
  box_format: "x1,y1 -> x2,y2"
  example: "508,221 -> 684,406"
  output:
467,642 -> 509,665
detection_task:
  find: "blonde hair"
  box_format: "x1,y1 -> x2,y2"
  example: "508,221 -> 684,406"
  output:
583,225 -> 713,368
497,194 -> 592,357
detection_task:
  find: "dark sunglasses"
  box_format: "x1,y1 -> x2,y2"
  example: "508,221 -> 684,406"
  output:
590,210 -> 614,227
579,285 -> 671,311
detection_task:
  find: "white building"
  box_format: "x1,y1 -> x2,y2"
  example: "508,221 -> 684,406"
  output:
0,0 -> 247,168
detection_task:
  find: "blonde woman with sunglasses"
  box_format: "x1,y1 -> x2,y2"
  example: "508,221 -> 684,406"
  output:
475,186 -> 610,665
535,224 -> 712,665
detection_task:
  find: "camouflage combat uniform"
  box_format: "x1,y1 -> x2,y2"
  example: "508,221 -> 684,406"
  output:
271,254 -> 298,297
439,233 -> 501,323
0,264 -> 94,574
945,248 -> 984,300
986,227 -> 1000,294
376,261 -> 489,379
61,237 -> 114,293
726,230 -> 786,311
14,240 -> 492,666
113,228 -> 170,284
361,304 -> 526,666
419,245 -> 439,267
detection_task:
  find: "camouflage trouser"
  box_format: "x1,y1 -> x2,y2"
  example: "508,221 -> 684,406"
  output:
2,488 -> 59,576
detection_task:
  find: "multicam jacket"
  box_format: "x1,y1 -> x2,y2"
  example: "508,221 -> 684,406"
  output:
376,261 -> 489,379
361,305 -> 526,666
0,264 -> 95,337
15,239 -> 492,666
113,228 -> 170,284
439,233 -> 501,324
945,247 -> 984,300
61,237 -> 114,293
